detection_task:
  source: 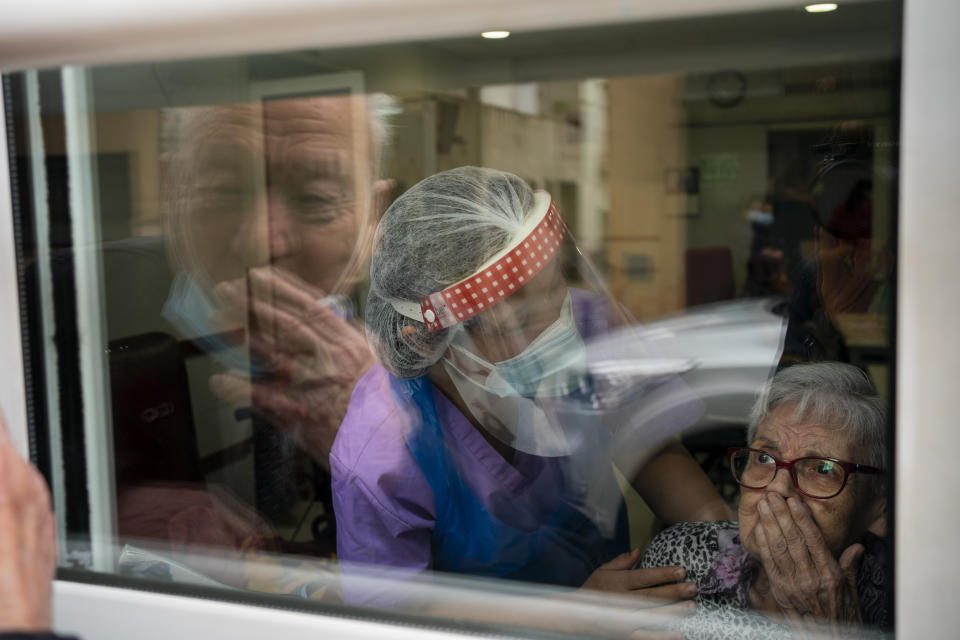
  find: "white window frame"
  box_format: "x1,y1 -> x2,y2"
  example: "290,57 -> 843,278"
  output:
0,0 -> 957,637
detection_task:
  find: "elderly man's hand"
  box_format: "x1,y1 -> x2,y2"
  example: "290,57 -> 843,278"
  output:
754,494 -> 864,632
209,267 -> 375,472
0,410 -> 56,632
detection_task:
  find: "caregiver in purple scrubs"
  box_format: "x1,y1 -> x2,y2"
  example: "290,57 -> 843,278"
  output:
332,167 -> 730,609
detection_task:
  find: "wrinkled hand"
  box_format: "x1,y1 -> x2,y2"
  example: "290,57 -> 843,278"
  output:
209,267 -> 375,471
754,494 -> 863,633
578,549 -> 695,639
0,410 -> 56,632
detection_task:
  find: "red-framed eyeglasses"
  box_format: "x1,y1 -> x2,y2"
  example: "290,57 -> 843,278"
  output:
727,447 -> 882,499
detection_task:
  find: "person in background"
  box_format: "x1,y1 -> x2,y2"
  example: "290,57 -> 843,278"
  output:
779,123 -> 891,366
743,197 -> 790,298
639,362 -> 887,639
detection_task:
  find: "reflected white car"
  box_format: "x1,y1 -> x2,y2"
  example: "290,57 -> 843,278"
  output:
584,298 -> 787,434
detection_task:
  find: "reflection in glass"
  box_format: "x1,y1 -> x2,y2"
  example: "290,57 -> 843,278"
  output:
4,2 -> 898,637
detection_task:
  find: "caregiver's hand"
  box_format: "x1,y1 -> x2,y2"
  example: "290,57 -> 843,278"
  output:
581,549 -> 697,613
755,493 -> 863,632
0,410 -> 56,632
581,549 -> 694,604
209,267 -> 375,472
579,548 -> 695,638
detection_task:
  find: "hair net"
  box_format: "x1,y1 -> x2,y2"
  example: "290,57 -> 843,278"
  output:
367,166 -> 537,378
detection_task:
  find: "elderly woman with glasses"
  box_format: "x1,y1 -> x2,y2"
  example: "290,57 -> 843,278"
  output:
639,362 -> 888,638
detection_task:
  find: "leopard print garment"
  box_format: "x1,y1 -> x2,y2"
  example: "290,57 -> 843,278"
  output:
639,521 -> 787,639
639,521 -> 888,639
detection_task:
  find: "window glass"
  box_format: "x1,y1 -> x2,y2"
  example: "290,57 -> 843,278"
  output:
4,2 -> 899,637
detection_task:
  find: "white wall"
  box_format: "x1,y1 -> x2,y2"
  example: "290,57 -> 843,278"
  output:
896,0 -> 960,634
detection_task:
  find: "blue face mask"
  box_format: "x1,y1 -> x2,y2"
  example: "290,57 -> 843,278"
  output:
161,271 -> 259,374
747,209 -> 775,226
447,292 -> 587,399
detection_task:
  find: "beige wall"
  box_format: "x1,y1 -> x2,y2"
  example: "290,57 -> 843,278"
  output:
386,89 -> 583,205
479,105 -> 580,186
685,125 -> 767,292
606,75 -> 687,321
94,110 -> 163,237
43,110 -> 162,238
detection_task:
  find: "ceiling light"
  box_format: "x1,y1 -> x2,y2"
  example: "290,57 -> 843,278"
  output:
804,3 -> 838,12
481,31 -> 510,39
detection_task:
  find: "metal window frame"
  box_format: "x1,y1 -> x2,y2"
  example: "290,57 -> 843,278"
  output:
896,0 -> 960,634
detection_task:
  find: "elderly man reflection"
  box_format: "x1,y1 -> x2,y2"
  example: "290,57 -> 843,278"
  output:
116,94 -> 392,578
639,362 -> 888,638
161,94 -> 393,472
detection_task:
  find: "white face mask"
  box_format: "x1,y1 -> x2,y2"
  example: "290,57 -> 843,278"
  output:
440,293 -> 589,456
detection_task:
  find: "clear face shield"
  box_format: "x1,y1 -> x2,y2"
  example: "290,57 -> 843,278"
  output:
390,192 -> 703,459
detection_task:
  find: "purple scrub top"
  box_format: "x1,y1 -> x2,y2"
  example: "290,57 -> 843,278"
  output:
331,289 -> 626,606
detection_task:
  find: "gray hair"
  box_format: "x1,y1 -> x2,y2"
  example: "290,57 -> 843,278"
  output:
748,362 -> 887,495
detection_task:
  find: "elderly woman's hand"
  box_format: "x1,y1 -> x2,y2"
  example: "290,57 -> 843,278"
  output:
754,494 -> 864,631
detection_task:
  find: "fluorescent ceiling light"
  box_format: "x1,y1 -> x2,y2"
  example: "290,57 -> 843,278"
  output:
481,30 -> 510,39
804,3 -> 838,12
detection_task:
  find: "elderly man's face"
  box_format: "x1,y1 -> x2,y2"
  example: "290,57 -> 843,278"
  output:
169,95 -> 379,294
738,402 -> 883,559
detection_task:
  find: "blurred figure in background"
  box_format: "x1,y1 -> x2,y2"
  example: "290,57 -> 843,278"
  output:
753,123 -> 890,367
743,196 -> 789,298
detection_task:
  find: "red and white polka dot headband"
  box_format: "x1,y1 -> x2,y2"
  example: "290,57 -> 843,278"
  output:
390,191 -> 568,333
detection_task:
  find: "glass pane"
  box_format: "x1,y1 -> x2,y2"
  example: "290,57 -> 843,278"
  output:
5,1 -> 899,637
